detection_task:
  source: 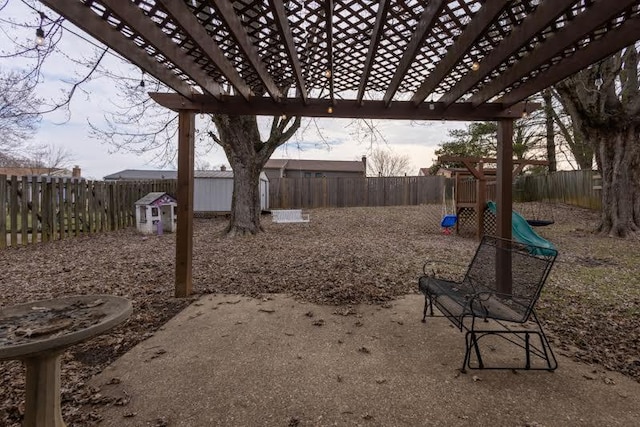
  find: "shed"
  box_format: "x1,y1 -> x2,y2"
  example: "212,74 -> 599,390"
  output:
194,171 -> 269,214
135,192 -> 177,234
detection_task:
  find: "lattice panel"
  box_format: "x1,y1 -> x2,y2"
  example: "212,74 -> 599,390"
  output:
456,207 -> 496,238
77,0 -> 640,104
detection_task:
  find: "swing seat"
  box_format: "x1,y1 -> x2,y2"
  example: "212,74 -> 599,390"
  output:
441,214 -> 457,228
526,219 -> 554,227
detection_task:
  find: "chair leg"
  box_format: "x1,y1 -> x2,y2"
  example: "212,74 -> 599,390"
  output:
429,294 -> 434,316
471,332 -> 483,369
531,311 -> 558,371
461,332 -> 471,373
525,333 -> 531,370
422,295 -> 428,322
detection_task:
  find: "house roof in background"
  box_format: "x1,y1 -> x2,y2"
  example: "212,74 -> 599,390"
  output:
264,159 -> 364,173
263,159 -> 288,169
0,167 -> 71,177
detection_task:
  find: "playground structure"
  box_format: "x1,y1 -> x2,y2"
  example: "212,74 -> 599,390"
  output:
437,156 -> 549,239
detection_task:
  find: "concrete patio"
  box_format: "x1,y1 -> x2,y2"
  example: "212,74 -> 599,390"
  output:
84,294 -> 640,426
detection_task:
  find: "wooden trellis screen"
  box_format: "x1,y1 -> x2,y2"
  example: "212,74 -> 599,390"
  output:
0,175 -> 177,248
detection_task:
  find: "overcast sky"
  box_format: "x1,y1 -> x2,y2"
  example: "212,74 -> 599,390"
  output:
1,1 -> 469,180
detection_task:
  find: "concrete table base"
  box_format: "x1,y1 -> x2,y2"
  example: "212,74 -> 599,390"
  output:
23,352 -> 66,427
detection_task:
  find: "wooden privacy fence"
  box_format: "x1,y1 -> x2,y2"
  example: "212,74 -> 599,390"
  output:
515,170 -> 601,210
269,176 -> 448,209
1,175 -> 177,248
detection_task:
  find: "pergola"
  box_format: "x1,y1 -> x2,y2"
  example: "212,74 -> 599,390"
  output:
39,0 -> 640,296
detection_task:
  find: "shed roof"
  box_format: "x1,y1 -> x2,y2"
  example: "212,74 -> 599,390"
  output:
105,169 -> 268,181
104,169 -> 178,180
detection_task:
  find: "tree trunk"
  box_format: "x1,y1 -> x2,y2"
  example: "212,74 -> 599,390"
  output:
543,89 -> 557,172
226,155 -> 263,236
212,113 -> 301,237
595,126 -> 640,237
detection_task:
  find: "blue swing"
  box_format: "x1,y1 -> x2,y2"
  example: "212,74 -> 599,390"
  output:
441,214 -> 457,228
440,187 -> 457,233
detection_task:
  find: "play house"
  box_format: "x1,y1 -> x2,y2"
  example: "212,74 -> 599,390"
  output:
135,192 -> 177,234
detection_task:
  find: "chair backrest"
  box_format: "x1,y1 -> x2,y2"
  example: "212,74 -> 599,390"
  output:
463,235 -> 558,322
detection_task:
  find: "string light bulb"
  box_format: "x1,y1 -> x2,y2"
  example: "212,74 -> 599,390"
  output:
35,12 -> 45,46
522,100 -> 529,118
280,114 -> 287,120
471,61 -> 480,71
595,74 -> 603,89
35,27 -> 45,46
138,70 -> 145,89
324,69 -> 332,78
327,106 -> 333,114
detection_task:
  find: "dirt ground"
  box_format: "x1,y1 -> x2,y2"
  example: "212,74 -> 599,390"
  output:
1,203 -> 639,426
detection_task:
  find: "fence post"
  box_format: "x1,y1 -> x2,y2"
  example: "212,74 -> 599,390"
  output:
0,175 -> 6,249
21,176 -> 29,245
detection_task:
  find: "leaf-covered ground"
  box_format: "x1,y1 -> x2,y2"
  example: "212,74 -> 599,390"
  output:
1,204 -> 639,425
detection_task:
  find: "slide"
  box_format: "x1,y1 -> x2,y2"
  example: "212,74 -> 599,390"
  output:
486,201 -> 557,257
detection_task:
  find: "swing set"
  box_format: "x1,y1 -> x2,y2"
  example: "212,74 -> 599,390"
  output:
436,156 -> 553,238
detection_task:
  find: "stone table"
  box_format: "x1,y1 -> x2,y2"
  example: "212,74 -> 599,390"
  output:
0,295 -> 132,427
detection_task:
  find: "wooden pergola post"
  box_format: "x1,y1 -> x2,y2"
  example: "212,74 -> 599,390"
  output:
175,110 -> 195,298
496,119 -> 514,294
475,160 -> 486,240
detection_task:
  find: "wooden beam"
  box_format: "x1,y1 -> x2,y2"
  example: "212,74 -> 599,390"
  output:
175,111 -> 195,298
438,0 -> 575,107
149,93 -> 538,120
499,14 -> 640,106
101,0 -> 222,98
496,121 -> 514,239
268,0 -> 308,103
438,155 -> 548,166
461,160 -> 485,181
39,0 -> 193,98
496,119 -> 514,294
210,0 -> 283,101
383,0 -> 446,106
411,0 -> 510,106
326,0 -> 334,105
157,0 -> 253,101
357,0 -> 391,105
470,0 -> 639,106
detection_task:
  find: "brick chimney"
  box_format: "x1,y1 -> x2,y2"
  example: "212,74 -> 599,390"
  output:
72,165 -> 81,178
220,165 -> 226,171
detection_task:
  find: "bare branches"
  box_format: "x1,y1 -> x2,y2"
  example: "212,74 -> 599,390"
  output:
0,69 -> 42,153
367,148 -> 410,177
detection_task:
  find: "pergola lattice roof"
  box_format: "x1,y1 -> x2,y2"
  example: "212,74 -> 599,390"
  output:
41,0 -> 640,119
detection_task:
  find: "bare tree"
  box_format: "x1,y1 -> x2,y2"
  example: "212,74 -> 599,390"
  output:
0,69 -> 42,155
367,148 -> 411,177
25,143 -> 74,173
550,89 -> 595,170
555,44 -> 640,237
